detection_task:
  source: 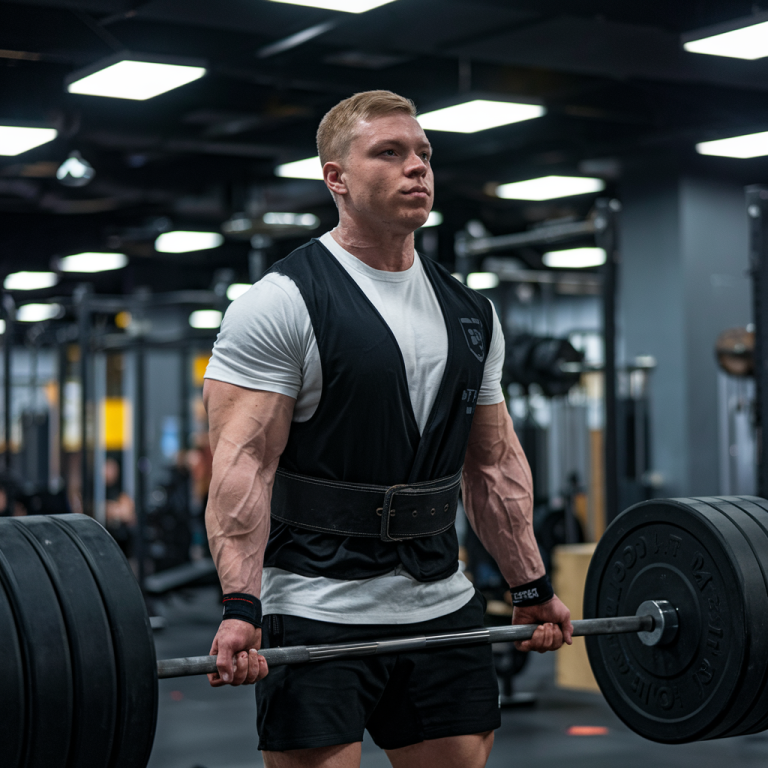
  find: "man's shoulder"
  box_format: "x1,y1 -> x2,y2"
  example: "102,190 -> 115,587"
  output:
268,238 -> 328,277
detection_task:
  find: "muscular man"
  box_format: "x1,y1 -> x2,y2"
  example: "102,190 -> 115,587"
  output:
203,90 -> 573,768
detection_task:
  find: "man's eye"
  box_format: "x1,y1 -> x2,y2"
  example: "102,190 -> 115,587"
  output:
422,153 -> 431,161
383,149 -> 396,156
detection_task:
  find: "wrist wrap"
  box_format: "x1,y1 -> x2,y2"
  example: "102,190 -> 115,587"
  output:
222,593 -> 262,628
510,576 -> 554,607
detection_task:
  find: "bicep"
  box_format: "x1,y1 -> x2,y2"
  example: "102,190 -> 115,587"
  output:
477,304 -> 505,406
204,380 -> 295,465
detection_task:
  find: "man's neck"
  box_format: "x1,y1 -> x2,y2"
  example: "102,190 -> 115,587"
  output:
330,223 -> 415,272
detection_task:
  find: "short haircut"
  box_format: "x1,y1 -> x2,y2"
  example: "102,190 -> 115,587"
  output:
316,90 -> 417,166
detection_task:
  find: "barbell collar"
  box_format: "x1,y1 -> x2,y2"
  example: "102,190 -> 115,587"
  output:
156,611 -> 658,680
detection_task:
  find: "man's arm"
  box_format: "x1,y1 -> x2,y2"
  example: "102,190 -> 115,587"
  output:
462,401 -> 573,652
203,379 -> 295,685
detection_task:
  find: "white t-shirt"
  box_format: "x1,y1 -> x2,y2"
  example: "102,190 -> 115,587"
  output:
205,232 -> 506,623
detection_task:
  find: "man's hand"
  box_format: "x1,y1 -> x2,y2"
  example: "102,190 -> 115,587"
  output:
208,619 -> 269,687
512,595 -> 573,653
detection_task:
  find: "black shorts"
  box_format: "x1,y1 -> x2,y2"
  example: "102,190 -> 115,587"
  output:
255,591 -> 501,752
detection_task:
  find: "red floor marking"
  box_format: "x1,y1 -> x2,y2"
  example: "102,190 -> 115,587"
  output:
567,726 -> 609,736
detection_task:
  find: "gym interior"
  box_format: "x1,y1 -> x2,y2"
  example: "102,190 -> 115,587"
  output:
2,1 -> 768,766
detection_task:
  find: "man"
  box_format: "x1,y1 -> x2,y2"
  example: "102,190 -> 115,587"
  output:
203,90 -> 573,768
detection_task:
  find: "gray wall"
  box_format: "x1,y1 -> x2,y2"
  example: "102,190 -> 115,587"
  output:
620,170 -> 751,496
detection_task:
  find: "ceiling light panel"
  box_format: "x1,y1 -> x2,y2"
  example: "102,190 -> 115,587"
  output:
0,126 -> 57,157
4,272 -> 58,290
67,59 -> 206,101
227,283 -> 252,301
17,303 -> 61,322
58,252 -> 128,273
189,310 -> 223,329
275,157 -> 324,180
684,19 -> 768,60
155,232 -> 224,254
543,248 -> 607,269
263,212 -> 320,227
418,100 -> 544,134
467,273 -> 500,290
420,211 -> 443,228
496,176 -> 605,201
696,131 -> 768,158
267,0 -> 397,12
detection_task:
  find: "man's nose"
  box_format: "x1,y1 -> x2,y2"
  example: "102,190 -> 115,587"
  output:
404,151 -> 428,175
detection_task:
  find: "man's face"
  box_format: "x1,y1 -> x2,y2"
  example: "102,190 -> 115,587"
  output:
334,112 -> 434,234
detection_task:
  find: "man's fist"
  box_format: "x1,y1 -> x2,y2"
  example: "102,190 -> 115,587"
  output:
512,595 -> 573,653
208,618 -> 269,686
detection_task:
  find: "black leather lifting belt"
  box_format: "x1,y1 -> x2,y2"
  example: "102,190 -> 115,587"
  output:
271,468 -> 463,543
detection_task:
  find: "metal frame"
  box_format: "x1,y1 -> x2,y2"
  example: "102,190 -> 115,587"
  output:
454,199 -> 621,524
747,185 -> 768,498
0,288 -> 224,591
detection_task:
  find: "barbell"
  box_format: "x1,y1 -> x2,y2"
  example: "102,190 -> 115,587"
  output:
2,495 -> 768,768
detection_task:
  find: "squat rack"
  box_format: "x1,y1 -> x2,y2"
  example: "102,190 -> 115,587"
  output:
0,287 -> 226,589
454,198 -> 621,524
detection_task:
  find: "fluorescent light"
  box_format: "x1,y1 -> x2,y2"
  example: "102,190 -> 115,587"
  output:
189,310 -> 222,329
4,271 -> 58,291
226,283 -> 252,300
267,0 -> 396,12
275,156 -> 324,180
496,176 -> 605,201
58,252 -> 128,273
467,272 -> 500,290
263,212 -> 320,227
543,248 -> 606,269
155,231 -> 224,253
0,126 -> 57,157
67,58 -> 206,101
0,319 -> 5,334
684,19 -> 768,60
418,100 -> 544,134
421,211 -> 443,228
17,303 -> 61,322
696,131 -> 768,158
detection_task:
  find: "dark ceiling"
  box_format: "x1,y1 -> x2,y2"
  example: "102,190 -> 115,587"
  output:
2,0 -> 768,297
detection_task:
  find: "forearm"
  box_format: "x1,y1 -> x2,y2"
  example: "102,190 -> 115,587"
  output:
205,444 -> 273,597
203,381 -> 294,598
462,403 -> 545,588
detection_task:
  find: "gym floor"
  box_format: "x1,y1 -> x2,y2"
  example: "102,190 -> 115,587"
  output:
149,589 -> 768,768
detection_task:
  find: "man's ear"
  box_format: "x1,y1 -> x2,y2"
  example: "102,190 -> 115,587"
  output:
323,161 -> 347,197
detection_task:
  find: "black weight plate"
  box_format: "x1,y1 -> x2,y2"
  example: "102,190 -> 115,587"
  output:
707,496 -> 768,736
674,499 -> 768,739
0,519 -> 73,768
584,498 -> 748,744
18,517 -> 118,768
53,514 -> 157,768
0,574 -> 25,768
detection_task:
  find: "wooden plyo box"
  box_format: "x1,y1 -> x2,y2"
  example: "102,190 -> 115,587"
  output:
552,543 -> 599,693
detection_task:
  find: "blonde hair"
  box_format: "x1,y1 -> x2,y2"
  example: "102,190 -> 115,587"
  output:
316,90 -> 417,166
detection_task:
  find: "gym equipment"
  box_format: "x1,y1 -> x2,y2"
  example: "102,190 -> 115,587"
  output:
3,495 -> 768,767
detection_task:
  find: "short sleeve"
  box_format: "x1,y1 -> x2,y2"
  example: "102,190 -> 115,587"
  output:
204,273 -> 311,399
477,303 -> 505,405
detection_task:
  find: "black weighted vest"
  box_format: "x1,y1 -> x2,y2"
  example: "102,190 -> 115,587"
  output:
264,239 -> 494,582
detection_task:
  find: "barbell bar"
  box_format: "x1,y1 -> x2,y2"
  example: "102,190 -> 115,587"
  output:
157,602 -> 674,679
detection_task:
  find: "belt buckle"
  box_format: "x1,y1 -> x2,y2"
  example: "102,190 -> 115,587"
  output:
379,484 -> 406,542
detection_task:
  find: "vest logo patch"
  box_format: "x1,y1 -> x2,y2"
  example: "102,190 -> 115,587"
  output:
460,317 -> 485,362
